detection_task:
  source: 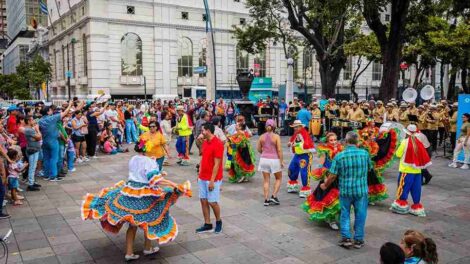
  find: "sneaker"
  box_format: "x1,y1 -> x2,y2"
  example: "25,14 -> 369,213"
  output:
264,200 -> 270,206
77,158 -> 83,163
69,168 -> 76,172
237,176 -> 245,183
143,246 -> 160,255
33,183 -> 42,187
338,238 -> 353,249
92,156 -> 98,159
124,254 -> 140,261
448,162 -> 458,168
195,223 -> 213,233
83,157 -> 90,162
2,201 -> 7,207
353,240 -> 365,249
49,178 -> 63,182
461,164 -> 469,170
37,170 -> 44,177
328,222 -> 339,230
27,186 -> 40,191
0,213 -> 10,219
214,220 -> 222,233
269,196 -> 280,205
17,187 -> 24,192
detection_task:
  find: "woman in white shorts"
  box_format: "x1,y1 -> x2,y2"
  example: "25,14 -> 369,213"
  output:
257,119 -> 283,206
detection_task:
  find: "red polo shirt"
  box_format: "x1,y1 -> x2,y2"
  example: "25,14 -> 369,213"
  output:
7,115 -> 18,135
199,136 -> 224,181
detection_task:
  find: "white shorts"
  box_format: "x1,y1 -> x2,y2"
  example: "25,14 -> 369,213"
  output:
258,158 -> 282,174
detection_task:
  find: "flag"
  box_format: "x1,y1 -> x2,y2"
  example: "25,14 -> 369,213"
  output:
39,0 -> 48,15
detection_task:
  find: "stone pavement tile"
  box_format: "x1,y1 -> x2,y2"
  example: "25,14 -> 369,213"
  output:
56,250 -> 93,264
241,239 -> 291,261
13,230 -> 46,243
76,230 -> 108,241
23,255 -> 60,264
32,208 -> 61,217
43,226 -> 75,237
51,241 -> 86,255
11,223 -> 43,234
10,217 -> 38,228
47,234 -> 80,246
17,238 -> 50,252
437,248 -> 465,263
268,256 -> 306,264
334,250 -> 379,264
159,243 -> 190,258
19,247 -> 55,262
317,245 -> 365,263
84,244 -> 122,260
206,234 -> 238,248
179,239 -> 214,253
165,253 -> 203,264
449,256 -> 470,264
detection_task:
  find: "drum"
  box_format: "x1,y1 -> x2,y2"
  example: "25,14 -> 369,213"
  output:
309,119 -> 322,136
332,119 -> 341,127
350,121 -> 362,129
341,120 -> 349,127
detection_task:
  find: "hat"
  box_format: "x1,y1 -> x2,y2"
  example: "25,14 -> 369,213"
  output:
418,105 -> 425,109
176,105 -> 185,111
386,103 -> 393,107
404,124 -> 418,135
265,119 -> 276,128
293,97 -> 299,100
290,120 -> 304,128
452,102 -> 458,107
363,102 -> 369,107
329,98 -> 336,101
437,103 -> 443,108
7,105 -> 18,112
423,102 -> 429,106
377,100 -> 383,105
400,103 -> 408,108
430,104 -> 437,109
341,100 -> 347,104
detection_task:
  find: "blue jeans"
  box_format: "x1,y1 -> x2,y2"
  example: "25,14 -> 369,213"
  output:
27,151 -> 40,186
156,157 -> 164,171
112,128 -> 121,144
42,140 -> 59,179
125,119 -> 138,143
340,195 -> 368,241
57,144 -> 65,174
67,151 -> 75,171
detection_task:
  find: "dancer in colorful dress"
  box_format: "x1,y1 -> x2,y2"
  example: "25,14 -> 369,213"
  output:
287,120 -> 315,198
390,124 -> 432,217
227,123 -> 256,183
302,132 -> 343,230
175,105 -> 193,166
81,141 -> 191,261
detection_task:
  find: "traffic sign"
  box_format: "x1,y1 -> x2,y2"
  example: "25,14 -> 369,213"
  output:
65,71 -> 73,78
193,66 -> 207,74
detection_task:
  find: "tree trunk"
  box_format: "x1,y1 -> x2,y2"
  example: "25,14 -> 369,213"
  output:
461,68 -> 468,94
440,63 -> 445,98
379,48 -> 401,100
447,70 -> 457,100
350,80 -> 358,102
318,58 -> 343,98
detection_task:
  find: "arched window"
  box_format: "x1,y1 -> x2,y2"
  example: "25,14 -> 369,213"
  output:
236,46 -> 249,74
254,50 -> 266,77
178,37 -> 193,77
121,33 -> 143,76
287,46 -> 298,78
303,47 -> 314,79
198,39 -> 207,77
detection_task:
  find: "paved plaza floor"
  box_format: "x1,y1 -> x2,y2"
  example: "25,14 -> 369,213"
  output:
2,137 -> 470,263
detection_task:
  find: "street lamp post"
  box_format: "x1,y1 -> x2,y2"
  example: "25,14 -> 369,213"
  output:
144,76 -> 147,102
286,58 -> 294,104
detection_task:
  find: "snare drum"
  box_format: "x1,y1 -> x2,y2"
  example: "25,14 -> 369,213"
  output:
332,119 -> 341,127
341,120 -> 349,127
349,121 -> 362,129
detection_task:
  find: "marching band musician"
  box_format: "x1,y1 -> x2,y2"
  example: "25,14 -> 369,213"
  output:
325,98 -> 339,132
426,104 -> 439,152
361,102 -> 371,128
339,100 -> 349,120
372,100 -> 386,127
348,102 -> 365,124
449,103 -> 458,151
384,103 -> 398,122
417,105 -> 427,135
309,102 -> 322,140
437,104 -> 449,147
408,102 -> 419,116
399,102 -> 410,128
392,101 -> 400,118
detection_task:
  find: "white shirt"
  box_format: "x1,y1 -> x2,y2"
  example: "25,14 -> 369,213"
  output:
161,120 -> 172,142
128,155 -> 159,183
105,109 -> 118,128
214,126 -> 227,142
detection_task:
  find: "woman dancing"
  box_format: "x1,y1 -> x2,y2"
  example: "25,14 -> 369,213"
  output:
302,132 -> 343,230
227,123 -> 256,183
81,140 -> 191,261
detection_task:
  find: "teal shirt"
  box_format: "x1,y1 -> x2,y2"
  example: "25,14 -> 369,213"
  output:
329,145 -> 371,198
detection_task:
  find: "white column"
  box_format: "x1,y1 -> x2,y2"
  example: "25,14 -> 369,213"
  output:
286,58 -> 294,104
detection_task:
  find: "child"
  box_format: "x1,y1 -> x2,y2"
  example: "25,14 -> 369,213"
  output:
380,242 -> 405,264
66,137 -> 76,172
400,230 -> 438,264
103,136 -> 118,155
7,149 -> 28,205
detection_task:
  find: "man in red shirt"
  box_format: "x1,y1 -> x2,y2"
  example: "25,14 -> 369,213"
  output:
7,106 -> 19,136
196,122 -> 224,234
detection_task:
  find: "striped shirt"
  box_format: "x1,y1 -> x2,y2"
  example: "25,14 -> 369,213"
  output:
329,145 -> 371,198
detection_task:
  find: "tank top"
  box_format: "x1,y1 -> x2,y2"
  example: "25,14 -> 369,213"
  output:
72,118 -> 83,137
261,132 -> 279,159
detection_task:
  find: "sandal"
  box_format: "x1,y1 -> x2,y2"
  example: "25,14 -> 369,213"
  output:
13,200 -> 23,206
143,246 -> 160,255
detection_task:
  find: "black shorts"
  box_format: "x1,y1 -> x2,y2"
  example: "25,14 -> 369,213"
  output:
72,134 -> 85,143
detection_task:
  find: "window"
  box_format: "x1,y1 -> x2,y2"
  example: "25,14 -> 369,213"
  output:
239,18 -> 246,25
202,14 -> 207,21
385,14 -> 390,22
82,34 -> 88,76
181,12 -> 189,20
236,46 -> 249,74
303,47 -> 314,78
127,6 -> 135,14
121,33 -> 143,76
198,39 -> 207,77
178,37 -> 193,77
254,50 -> 266,77
343,56 -> 352,80
372,62 -> 382,81
287,46 -> 298,78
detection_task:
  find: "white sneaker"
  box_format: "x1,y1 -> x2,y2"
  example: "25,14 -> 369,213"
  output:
2,200 -> 7,207
461,164 -> 469,170
124,254 -> 140,261
83,157 -> 90,162
448,162 -> 458,168
328,222 -> 339,230
91,156 -> 98,159
143,246 -> 160,255
77,158 -> 83,163
69,168 -> 76,172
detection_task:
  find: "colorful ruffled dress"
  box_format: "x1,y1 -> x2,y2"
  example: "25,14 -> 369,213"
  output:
81,155 -> 191,244
227,131 -> 256,183
302,143 -> 343,223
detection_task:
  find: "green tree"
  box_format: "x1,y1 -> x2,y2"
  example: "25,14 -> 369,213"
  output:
234,0 -> 362,97
15,55 -> 51,98
344,33 -> 381,101
0,74 -> 30,99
